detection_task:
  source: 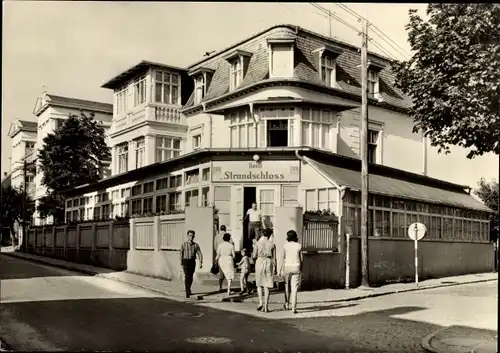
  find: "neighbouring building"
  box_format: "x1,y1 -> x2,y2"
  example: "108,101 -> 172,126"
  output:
61,24 -> 493,286
7,92 -> 114,226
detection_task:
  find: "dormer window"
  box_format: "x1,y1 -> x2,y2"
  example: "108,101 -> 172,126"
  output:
267,38 -> 295,78
314,44 -> 343,88
224,49 -> 252,92
368,70 -> 379,96
230,59 -> 242,91
189,67 -> 215,104
367,58 -> 386,100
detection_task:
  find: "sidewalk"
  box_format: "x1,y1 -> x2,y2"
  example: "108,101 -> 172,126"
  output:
421,325 -> 498,353
3,250 -> 498,305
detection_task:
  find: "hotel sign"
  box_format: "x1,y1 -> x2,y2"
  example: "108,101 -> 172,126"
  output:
211,160 -> 301,183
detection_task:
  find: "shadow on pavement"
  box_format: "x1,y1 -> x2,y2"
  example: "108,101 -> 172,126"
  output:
0,255 -> 91,280
298,302 -> 359,313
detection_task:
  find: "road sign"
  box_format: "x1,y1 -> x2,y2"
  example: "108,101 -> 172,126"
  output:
408,222 -> 427,241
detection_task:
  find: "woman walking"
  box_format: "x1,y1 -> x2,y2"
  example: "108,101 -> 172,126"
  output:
252,228 -> 276,313
280,230 -> 303,314
215,233 -> 236,296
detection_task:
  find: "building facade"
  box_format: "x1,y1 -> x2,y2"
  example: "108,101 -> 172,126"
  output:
8,92 -> 114,225
62,25 -> 491,257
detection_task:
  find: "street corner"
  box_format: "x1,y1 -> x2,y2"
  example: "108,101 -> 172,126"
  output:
421,325 -> 498,353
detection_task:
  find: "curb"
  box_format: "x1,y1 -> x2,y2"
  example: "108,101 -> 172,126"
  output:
421,327 -> 448,353
3,252 -> 498,305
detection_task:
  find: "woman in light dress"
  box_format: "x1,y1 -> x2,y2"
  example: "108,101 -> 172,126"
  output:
280,230 -> 303,314
215,232 -> 236,296
252,228 -> 276,313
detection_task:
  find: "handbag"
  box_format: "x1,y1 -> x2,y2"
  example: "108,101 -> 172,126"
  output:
210,263 -> 219,275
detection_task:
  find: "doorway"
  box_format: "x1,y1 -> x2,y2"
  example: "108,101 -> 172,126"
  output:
243,186 -> 257,251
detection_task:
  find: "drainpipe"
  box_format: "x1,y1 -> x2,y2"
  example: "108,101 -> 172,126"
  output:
421,130 -> 428,176
295,149 -> 307,164
202,103 -> 213,148
249,103 -> 258,147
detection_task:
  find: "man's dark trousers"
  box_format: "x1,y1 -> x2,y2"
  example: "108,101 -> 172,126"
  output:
248,221 -> 261,241
182,258 -> 196,295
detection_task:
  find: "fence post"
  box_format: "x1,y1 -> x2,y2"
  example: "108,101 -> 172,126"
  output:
90,223 -> 97,262
40,226 -> 45,254
63,225 -> 68,259
154,216 -> 161,251
130,218 -> 136,251
76,224 -> 81,261
108,221 -> 114,269
52,226 -> 57,257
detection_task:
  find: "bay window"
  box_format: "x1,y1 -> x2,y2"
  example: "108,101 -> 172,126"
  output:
134,137 -> 145,169
228,109 -> 254,148
154,71 -> 180,105
117,143 -> 129,173
259,107 -> 295,147
116,86 -> 127,114
301,108 -> 335,150
156,136 -> 181,162
133,75 -> 147,107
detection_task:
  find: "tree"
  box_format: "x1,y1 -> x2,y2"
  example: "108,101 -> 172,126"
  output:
37,111 -> 110,223
393,4 -> 500,159
1,184 -> 34,243
474,178 -> 499,242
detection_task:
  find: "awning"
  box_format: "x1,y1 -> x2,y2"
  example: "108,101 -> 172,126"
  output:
307,157 -> 491,212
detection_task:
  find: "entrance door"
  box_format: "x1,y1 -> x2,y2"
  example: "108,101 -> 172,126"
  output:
243,186 -> 257,250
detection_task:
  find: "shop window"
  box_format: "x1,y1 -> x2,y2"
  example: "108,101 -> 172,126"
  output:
143,197 -> 153,214
214,186 -> 231,229
131,199 -> 142,215
282,185 -> 298,207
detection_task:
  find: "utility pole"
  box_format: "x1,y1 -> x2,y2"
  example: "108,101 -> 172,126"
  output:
360,17 -> 370,287
21,159 -> 27,251
328,9 -> 332,38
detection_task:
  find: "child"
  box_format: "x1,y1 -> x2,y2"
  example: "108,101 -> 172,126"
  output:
237,248 -> 251,294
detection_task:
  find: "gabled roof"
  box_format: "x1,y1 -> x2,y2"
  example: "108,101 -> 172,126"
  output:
101,60 -> 188,90
8,119 -> 38,138
33,92 -> 113,116
182,24 -> 411,114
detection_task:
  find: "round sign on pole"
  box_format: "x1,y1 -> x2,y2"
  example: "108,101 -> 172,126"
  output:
408,222 -> 427,241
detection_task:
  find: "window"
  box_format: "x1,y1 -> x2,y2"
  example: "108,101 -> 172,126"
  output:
229,109 -> 254,148
102,204 -> 110,220
185,169 -> 199,186
143,181 -> 154,194
368,130 -> 379,164
111,190 -> 118,201
121,187 -> 131,199
229,58 -> 242,91
67,199 -> 73,208
117,143 -> 129,173
169,175 -> 182,188
93,207 -> 101,220
260,189 -> 275,226
194,75 -> 205,104
192,134 -> 202,150
270,44 -> 293,78
282,185 -> 298,207
156,195 -> 167,213
133,75 -> 147,107
131,184 -> 142,196
121,202 -> 129,217
102,192 -> 109,202
143,197 -> 153,214
318,188 -> 337,212
202,168 -> 210,182
301,108 -> 334,150
185,189 -> 199,208
113,204 -> 120,218
201,187 -> 210,207
168,192 -> 181,211
368,70 -> 379,96
154,71 -> 179,105
55,119 -> 64,130
86,208 -> 91,220
72,210 -> 79,221
156,137 -> 181,162
96,194 -> 102,203
131,199 -> 142,215
259,108 -> 294,147
116,86 -> 128,114
214,186 -> 231,228
156,177 -> 168,190
135,137 -> 145,169
321,55 -> 336,87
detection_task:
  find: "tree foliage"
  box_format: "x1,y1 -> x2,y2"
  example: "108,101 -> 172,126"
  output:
474,178 -> 499,242
1,184 -> 34,238
37,111 -> 110,223
393,4 -> 500,159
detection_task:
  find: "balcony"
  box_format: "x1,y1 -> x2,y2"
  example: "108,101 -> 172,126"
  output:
112,103 -> 185,134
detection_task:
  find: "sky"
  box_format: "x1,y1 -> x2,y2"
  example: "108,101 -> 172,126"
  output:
2,2 -> 498,190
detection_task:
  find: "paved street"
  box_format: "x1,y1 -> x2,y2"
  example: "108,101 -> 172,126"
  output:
1,255 -> 497,352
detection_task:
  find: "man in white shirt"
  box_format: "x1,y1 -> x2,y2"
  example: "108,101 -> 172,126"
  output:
245,202 -> 262,242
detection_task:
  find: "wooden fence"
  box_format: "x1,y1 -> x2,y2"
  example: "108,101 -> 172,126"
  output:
25,220 -> 130,270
